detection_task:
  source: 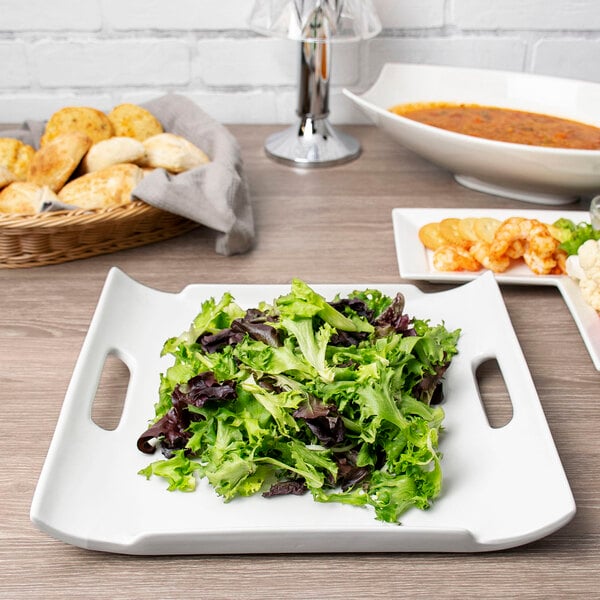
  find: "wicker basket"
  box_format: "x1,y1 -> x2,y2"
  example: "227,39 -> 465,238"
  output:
0,201 -> 199,268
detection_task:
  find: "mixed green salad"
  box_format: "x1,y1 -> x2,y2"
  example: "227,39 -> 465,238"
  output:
553,217 -> 600,256
137,280 -> 461,523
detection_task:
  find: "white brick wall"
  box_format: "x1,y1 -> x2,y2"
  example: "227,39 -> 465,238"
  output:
0,0 -> 598,124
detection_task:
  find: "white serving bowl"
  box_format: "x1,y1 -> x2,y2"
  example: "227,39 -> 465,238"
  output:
343,63 -> 600,205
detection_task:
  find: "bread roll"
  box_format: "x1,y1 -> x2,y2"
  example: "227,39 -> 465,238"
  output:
140,133 -> 210,173
108,103 -> 163,141
58,163 -> 144,210
0,165 -> 17,189
28,132 -> 92,192
81,137 -> 146,174
0,137 -> 35,180
41,106 -> 114,147
0,182 -> 44,214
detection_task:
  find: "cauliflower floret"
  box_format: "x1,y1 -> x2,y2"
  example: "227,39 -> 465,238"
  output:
578,239 -> 600,272
575,239 -> 600,311
566,254 -> 585,281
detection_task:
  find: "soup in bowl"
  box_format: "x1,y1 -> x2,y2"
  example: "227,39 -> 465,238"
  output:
343,64 -> 600,205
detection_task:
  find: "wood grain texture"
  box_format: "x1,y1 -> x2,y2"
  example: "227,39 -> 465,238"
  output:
0,125 -> 597,599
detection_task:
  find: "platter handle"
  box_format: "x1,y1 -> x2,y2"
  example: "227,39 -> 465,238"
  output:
54,267 -> 163,435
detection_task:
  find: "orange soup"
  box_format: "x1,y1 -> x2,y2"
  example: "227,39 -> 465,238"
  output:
389,102 -> 600,149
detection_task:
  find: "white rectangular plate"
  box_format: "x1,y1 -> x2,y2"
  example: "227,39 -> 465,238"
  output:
30,268 -> 575,555
393,208 -> 600,370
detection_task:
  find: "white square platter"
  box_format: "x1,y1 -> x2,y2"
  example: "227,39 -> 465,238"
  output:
30,268 -> 575,555
392,208 -> 600,370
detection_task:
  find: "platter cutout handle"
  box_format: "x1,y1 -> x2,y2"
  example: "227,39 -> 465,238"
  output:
474,357 -> 513,429
91,351 -> 131,431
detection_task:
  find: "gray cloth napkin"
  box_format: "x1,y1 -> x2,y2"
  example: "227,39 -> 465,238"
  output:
3,94 -> 255,256
136,94 -> 255,255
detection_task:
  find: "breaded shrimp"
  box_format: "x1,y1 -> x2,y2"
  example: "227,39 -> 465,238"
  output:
489,217 -> 533,259
528,221 -> 559,257
469,240 -> 511,273
506,239 -> 526,260
433,245 -> 481,272
553,248 -> 568,274
523,251 -> 557,275
522,221 -> 560,274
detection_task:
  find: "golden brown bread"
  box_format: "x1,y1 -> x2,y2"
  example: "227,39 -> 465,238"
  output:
107,103 -> 163,141
0,182 -> 45,214
139,133 -> 210,173
40,106 -> 114,147
57,163 -> 144,209
0,165 -> 17,189
0,138 -> 36,180
2,102 -> 206,217
28,132 -> 93,192
80,136 -> 146,174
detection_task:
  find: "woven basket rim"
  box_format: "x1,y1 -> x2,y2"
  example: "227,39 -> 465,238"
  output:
0,200 -> 168,230
0,198 -> 199,268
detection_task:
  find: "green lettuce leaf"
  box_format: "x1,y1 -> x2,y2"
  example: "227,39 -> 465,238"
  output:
137,280 -> 460,524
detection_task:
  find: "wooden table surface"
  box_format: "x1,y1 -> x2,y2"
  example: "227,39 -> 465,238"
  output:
1,125 -> 598,599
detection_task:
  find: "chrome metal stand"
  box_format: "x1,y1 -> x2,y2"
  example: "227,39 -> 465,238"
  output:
264,11 -> 361,168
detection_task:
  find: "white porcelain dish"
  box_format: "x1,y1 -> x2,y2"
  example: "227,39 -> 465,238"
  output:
343,64 -> 600,205
30,268 -> 575,554
392,208 -> 600,370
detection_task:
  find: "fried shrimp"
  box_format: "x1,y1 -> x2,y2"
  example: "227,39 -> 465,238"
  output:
506,239 -> 526,259
422,215 -> 568,276
489,217 -> 534,258
521,221 -> 561,274
469,240 -> 511,272
488,217 -> 560,274
433,245 -> 481,272
552,248 -> 568,274
528,221 -> 559,257
523,251 -> 557,275
523,244 -> 565,275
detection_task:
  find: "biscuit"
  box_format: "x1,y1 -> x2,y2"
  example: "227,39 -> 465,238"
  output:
0,165 -> 17,189
140,133 -> 210,173
0,181 -> 44,215
0,137 -> 36,180
40,106 -> 114,147
58,163 -> 144,210
80,136 -> 146,174
28,132 -> 92,192
418,222 -> 447,251
457,217 -> 480,243
473,217 -> 501,244
439,218 -> 471,249
107,103 -> 163,141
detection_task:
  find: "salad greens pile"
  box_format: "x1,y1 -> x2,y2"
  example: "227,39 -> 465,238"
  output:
137,280 -> 460,523
553,217 -> 600,256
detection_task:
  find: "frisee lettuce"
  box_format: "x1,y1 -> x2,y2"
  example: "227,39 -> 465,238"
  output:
553,217 -> 600,256
137,280 -> 460,523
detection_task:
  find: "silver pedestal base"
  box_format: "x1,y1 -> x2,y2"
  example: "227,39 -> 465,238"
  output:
264,117 -> 361,168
